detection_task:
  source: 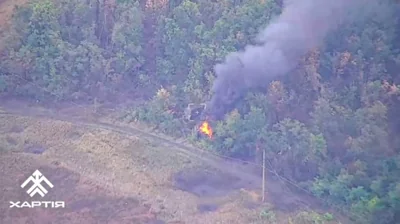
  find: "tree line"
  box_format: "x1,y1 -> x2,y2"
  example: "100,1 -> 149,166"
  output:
0,0 -> 399,223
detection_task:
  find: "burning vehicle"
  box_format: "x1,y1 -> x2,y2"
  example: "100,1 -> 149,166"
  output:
184,103 -> 213,139
184,103 -> 206,121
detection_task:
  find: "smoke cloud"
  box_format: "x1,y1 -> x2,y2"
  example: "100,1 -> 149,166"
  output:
206,0 -> 368,119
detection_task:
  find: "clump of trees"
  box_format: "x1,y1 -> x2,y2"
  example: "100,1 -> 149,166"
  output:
0,0 -> 399,223
0,0 -> 146,100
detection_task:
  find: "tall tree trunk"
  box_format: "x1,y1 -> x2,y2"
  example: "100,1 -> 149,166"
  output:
95,0 -> 116,48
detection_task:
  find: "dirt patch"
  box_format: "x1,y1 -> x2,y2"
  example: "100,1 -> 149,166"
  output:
68,197 -> 166,224
23,145 -> 46,154
5,136 -> 17,145
242,201 -> 260,210
173,167 -> 245,197
68,197 -> 138,212
67,131 -> 83,140
197,203 -> 219,213
268,190 -> 312,212
9,125 -> 25,133
173,167 -> 313,214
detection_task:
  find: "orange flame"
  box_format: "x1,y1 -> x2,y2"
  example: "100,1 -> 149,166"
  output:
199,121 -> 213,138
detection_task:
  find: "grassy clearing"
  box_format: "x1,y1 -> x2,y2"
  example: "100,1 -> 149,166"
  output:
0,107 -> 344,223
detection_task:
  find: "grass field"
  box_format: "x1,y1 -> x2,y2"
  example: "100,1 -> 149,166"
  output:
0,99 -> 346,224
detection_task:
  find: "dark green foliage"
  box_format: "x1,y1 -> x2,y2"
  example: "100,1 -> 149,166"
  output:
1,0 -> 144,101
1,0 -> 400,223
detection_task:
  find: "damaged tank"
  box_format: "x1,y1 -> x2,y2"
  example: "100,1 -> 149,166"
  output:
184,103 -> 207,121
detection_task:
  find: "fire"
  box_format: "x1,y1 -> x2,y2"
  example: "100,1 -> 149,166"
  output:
199,121 -> 213,138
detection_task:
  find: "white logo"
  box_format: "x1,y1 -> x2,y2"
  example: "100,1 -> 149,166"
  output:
9,169 -> 65,208
21,170 -> 54,197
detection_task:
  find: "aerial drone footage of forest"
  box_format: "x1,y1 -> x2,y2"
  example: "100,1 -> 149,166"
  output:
0,0 -> 399,223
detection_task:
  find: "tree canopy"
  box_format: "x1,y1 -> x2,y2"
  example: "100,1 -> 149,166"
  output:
0,0 -> 399,223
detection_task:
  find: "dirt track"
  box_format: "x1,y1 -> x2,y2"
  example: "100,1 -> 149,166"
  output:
0,98 -> 342,224
0,100 -> 262,187
0,98 -> 315,203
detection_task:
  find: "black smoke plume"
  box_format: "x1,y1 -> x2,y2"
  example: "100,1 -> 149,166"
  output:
206,0 -> 369,119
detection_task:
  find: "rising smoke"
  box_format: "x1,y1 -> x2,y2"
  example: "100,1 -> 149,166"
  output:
206,0 -> 369,119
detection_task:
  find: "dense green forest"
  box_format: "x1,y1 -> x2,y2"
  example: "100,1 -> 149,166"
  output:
0,0 -> 399,223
